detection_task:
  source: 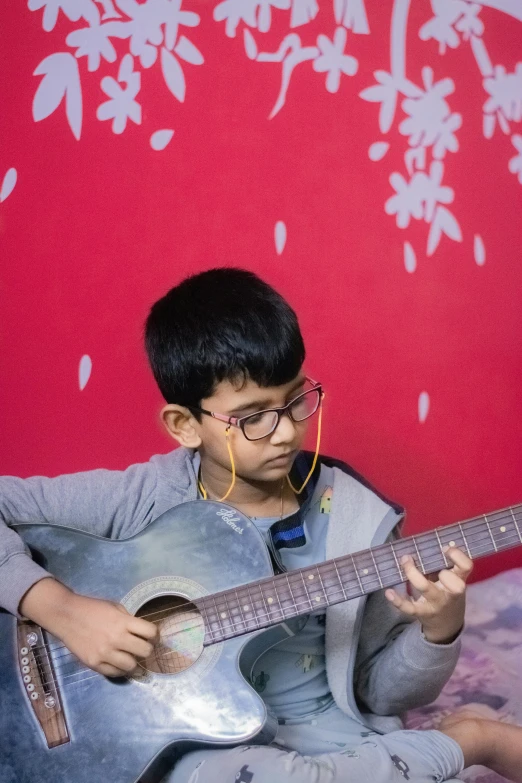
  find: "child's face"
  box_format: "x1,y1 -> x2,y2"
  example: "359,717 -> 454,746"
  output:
196,372 -> 310,483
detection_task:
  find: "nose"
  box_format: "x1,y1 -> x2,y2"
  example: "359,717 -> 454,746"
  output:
269,411 -> 298,445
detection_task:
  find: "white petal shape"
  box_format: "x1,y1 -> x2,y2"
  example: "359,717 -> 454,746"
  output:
0,168 -> 17,203
161,48 -> 186,102
474,234 -> 486,266
174,36 -> 204,65
150,129 -> 174,150
79,355 -> 92,391
33,53 -> 82,140
368,141 -> 389,161
418,391 -> 430,423
244,29 -> 258,60
404,241 -> 416,273
275,221 -> 287,255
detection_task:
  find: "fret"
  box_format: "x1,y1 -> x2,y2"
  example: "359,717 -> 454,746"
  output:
271,578 -> 285,620
389,541 -> 403,581
458,523 -> 472,559
484,514 -> 497,552
511,508 -> 522,543
315,567 -> 328,605
333,560 -> 348,601
258,582 -> 273,624
243,583 -> 258,631
350,554 -> 364,593
434,529 -> 448,567
369,549 -> 383,588
412,536 -> 425,574
284,573 -> 299,617
235,588 -> 248,632
299,571 -> 313,612
221,590 -> 236,635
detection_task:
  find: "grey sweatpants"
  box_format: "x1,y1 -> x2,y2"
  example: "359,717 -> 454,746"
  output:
163,707 -> 465,783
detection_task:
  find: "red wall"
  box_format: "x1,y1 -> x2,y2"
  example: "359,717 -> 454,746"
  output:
1,0 -> 521,581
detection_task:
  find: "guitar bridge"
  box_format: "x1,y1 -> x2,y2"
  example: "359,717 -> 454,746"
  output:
17,619 -> 69,748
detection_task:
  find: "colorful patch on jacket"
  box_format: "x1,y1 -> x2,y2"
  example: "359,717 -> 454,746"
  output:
319,486 -> 333,514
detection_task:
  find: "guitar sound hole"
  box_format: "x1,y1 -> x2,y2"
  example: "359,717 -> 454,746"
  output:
135,595 -> 204,675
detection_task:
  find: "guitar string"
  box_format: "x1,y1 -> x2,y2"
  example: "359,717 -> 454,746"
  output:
26,531 -> 521,693
39,518 -> 520,670
40,507 -> 522,666
29,511 -> 522,673
33,530 -> 522,695
26,511 -> 522,668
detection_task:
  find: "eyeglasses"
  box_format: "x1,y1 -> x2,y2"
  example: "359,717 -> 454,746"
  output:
188,378 -> 323,441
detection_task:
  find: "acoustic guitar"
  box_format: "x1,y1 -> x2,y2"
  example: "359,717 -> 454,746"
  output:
1,499 -> 520,783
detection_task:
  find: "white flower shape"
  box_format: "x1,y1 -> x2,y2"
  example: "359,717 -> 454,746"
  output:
419,0 -> 468,55
313,27 -> 358,93
66,22 -> 117,72
28,0 -> 93,32
97,53 -> 141,133
508,134 -> 522,184
385,160 -> 454,228
483,64 -> 522,124
399,67 -> 461,158
213,0 -> 291,39
454,3 -> 483,41
163,0 -> 200,51
115,0 -> 165,68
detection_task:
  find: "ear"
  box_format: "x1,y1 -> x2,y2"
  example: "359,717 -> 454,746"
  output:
161,405 -> 202,449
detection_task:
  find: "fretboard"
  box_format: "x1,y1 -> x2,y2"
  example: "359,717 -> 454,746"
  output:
196,503 -> 522,646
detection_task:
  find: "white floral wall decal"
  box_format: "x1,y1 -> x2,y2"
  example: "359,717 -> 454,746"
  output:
359,0 -> 521,263
29,0 -> 204,139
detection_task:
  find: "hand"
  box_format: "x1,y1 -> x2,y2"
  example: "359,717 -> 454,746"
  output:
20,579 -> 158,677
384,547 -> 473,644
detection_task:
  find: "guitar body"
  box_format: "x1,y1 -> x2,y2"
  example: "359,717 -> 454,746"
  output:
0,502 -> 287,783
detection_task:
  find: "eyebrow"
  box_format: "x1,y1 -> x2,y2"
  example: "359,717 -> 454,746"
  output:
228,377 -> 307,415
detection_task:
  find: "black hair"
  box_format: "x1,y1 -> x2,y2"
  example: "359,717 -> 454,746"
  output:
145,267 -> 306,408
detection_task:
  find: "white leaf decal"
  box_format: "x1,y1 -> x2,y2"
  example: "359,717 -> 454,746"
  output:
368,141 -> 389,161
244,29 -> 258,60
427,215 -> 442,257
275,221 -> 287,255
79,355 -> 92,391
404,241 -> 416,273
161,48 -> 186,102
474,234 -> 486,266
437,206 -> 462,242
483,113 -> 495,139
0,168 -> 17,203
418,391 -> 430,423
174,36 -> 204,66
150,129 -> 175,150
33,53 -> 82,140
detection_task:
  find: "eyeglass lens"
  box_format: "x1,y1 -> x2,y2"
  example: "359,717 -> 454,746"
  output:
243,388 -> 321,440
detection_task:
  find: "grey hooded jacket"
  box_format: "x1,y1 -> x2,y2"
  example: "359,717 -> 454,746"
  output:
0,448 -> 461,733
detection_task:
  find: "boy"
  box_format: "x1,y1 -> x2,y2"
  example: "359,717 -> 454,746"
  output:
1,267 -> 521,783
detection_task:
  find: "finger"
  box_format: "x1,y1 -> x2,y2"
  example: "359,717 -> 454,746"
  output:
437,569 -> 466,595
98,662 -> 128,678
400,556 -> 436,595
125,634 -> 155,660
107,650 -> 139,673
444,547 -> 474,580
385,589 -> 418,616
128,615 -> 159,641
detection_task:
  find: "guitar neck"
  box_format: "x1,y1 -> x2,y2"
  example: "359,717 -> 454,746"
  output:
197,503 -> 522,646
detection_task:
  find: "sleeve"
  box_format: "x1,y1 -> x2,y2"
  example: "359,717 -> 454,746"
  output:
0,461 -> 158,616
353,586 -> 462,715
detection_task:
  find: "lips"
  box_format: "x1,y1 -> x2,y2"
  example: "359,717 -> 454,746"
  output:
266,451 -> 296,465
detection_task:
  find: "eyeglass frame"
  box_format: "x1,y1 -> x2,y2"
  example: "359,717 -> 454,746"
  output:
186,377 -> 324,441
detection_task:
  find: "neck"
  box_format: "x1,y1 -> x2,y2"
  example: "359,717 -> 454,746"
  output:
198,455 -> 298,517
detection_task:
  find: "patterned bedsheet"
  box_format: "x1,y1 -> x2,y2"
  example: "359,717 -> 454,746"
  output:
406,568 -> 522,782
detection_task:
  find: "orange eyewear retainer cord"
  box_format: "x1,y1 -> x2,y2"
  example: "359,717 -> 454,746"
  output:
198,426 -> 236,502
286,393 -> 324,496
